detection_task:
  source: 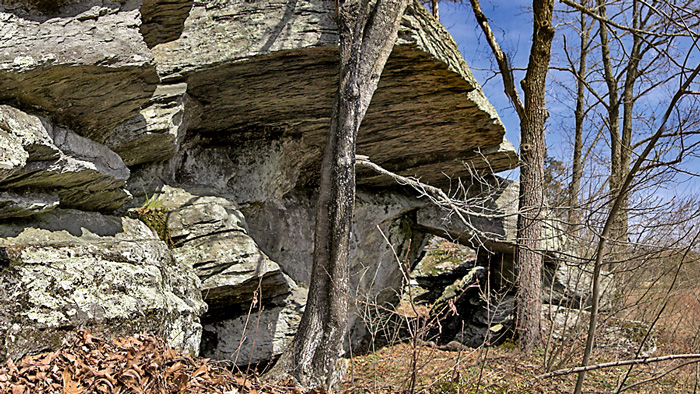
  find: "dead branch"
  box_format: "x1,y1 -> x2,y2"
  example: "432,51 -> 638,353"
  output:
356,155 -> 517,250
539,353 -> 700,379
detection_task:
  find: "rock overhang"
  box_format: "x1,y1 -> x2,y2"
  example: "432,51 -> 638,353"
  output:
0,0 -> 160,143
152,0 -> 518,189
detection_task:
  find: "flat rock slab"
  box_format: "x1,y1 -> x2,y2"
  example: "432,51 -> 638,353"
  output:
0,105 -> 131,214
154,0 -> 517,188
0,209 -> 207,360
0,0 -> 159,142
0,191 -> 59,219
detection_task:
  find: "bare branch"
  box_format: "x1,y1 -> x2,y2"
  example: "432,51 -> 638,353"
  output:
467,0 -> 526,118
540,353 -> 700,379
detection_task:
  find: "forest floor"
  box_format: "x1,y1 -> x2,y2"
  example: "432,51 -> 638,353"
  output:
1,329 -> 698,393
342,339 -> 698,393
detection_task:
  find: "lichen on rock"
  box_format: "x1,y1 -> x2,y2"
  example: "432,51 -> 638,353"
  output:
0,210 -> 206,360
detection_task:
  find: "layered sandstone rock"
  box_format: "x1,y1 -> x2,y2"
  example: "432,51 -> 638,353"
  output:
0,0 -> 159,142
0,105 -> 131,214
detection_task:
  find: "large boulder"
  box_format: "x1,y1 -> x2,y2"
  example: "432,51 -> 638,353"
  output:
135,185 -> 301,362
0,210 -> 207,360
151,186 -> 295,313
0,105 -> 131,214
152,0 -> 517,189
0,0 -> 159,143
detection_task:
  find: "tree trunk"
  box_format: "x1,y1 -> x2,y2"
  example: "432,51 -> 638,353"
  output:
266,0 -> 407,389
567,2 -> 590,235
617,0 -> 642,245
515,0 -> 555,350
468,0 -> 555,351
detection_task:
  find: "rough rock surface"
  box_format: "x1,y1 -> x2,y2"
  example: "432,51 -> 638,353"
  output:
407,241 -> 514,348
0,0 -> 159,142
0,105 -> 131,213
107,83 -> 193,167
0,210 -> 207,360
240,188 -> 429,347
413,177 -> 519,253
201,287 -> 307,365
154,0 -> 517,188
152,186 -> 294,312
140,0 -> 194,48
0,191 -> 59,219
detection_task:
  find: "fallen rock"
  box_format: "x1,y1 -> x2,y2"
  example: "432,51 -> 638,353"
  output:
174,232 -> 292,311
0,209 -> 207,360
150,186 -> 293,312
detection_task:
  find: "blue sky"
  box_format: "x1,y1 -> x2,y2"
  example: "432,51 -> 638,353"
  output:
436,1 -> 700,199
439,1 -> 532,151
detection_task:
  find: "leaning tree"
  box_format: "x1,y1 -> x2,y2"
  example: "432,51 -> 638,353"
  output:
267,0 -> 408,389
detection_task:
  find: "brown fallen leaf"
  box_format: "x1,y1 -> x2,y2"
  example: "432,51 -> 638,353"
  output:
62,369 -> 82,394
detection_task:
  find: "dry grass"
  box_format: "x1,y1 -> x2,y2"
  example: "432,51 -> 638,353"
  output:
343,338 -> 700,393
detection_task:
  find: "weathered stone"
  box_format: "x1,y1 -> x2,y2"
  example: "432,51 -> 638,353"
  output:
155,0 -> 516,188
408,254 -> 514,348
0,105 -> 131,212
140,0 -> 194,48
173,232 -> 291,311
412,236 -> 477,277
175,136 -> 316,204
201,286 -> 306,366
0,209 -> 207,360
0,0 -> 159,142
240,188 -> 429,347
157,186 -> 247,242
413,177 -> 519,253
150,186 -> 292,312
107,83 -> 193,167
0,191 -> 59,219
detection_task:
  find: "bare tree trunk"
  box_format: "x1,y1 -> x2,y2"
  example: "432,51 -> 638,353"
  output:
469,0 -> 555,351
567,2 -> 590,235
617,0 -> 642,243
431,0 -> 439,21
266,0 -> 407,389
596,0 -> 622,217
516,0 -> 555,350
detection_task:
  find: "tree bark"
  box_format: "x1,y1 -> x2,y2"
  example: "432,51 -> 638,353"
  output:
515,0 -> 556,350
596,0 -> 622,215
617,0 -> 642,244
468,0 -> 555,351
266,0 -> 407,389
